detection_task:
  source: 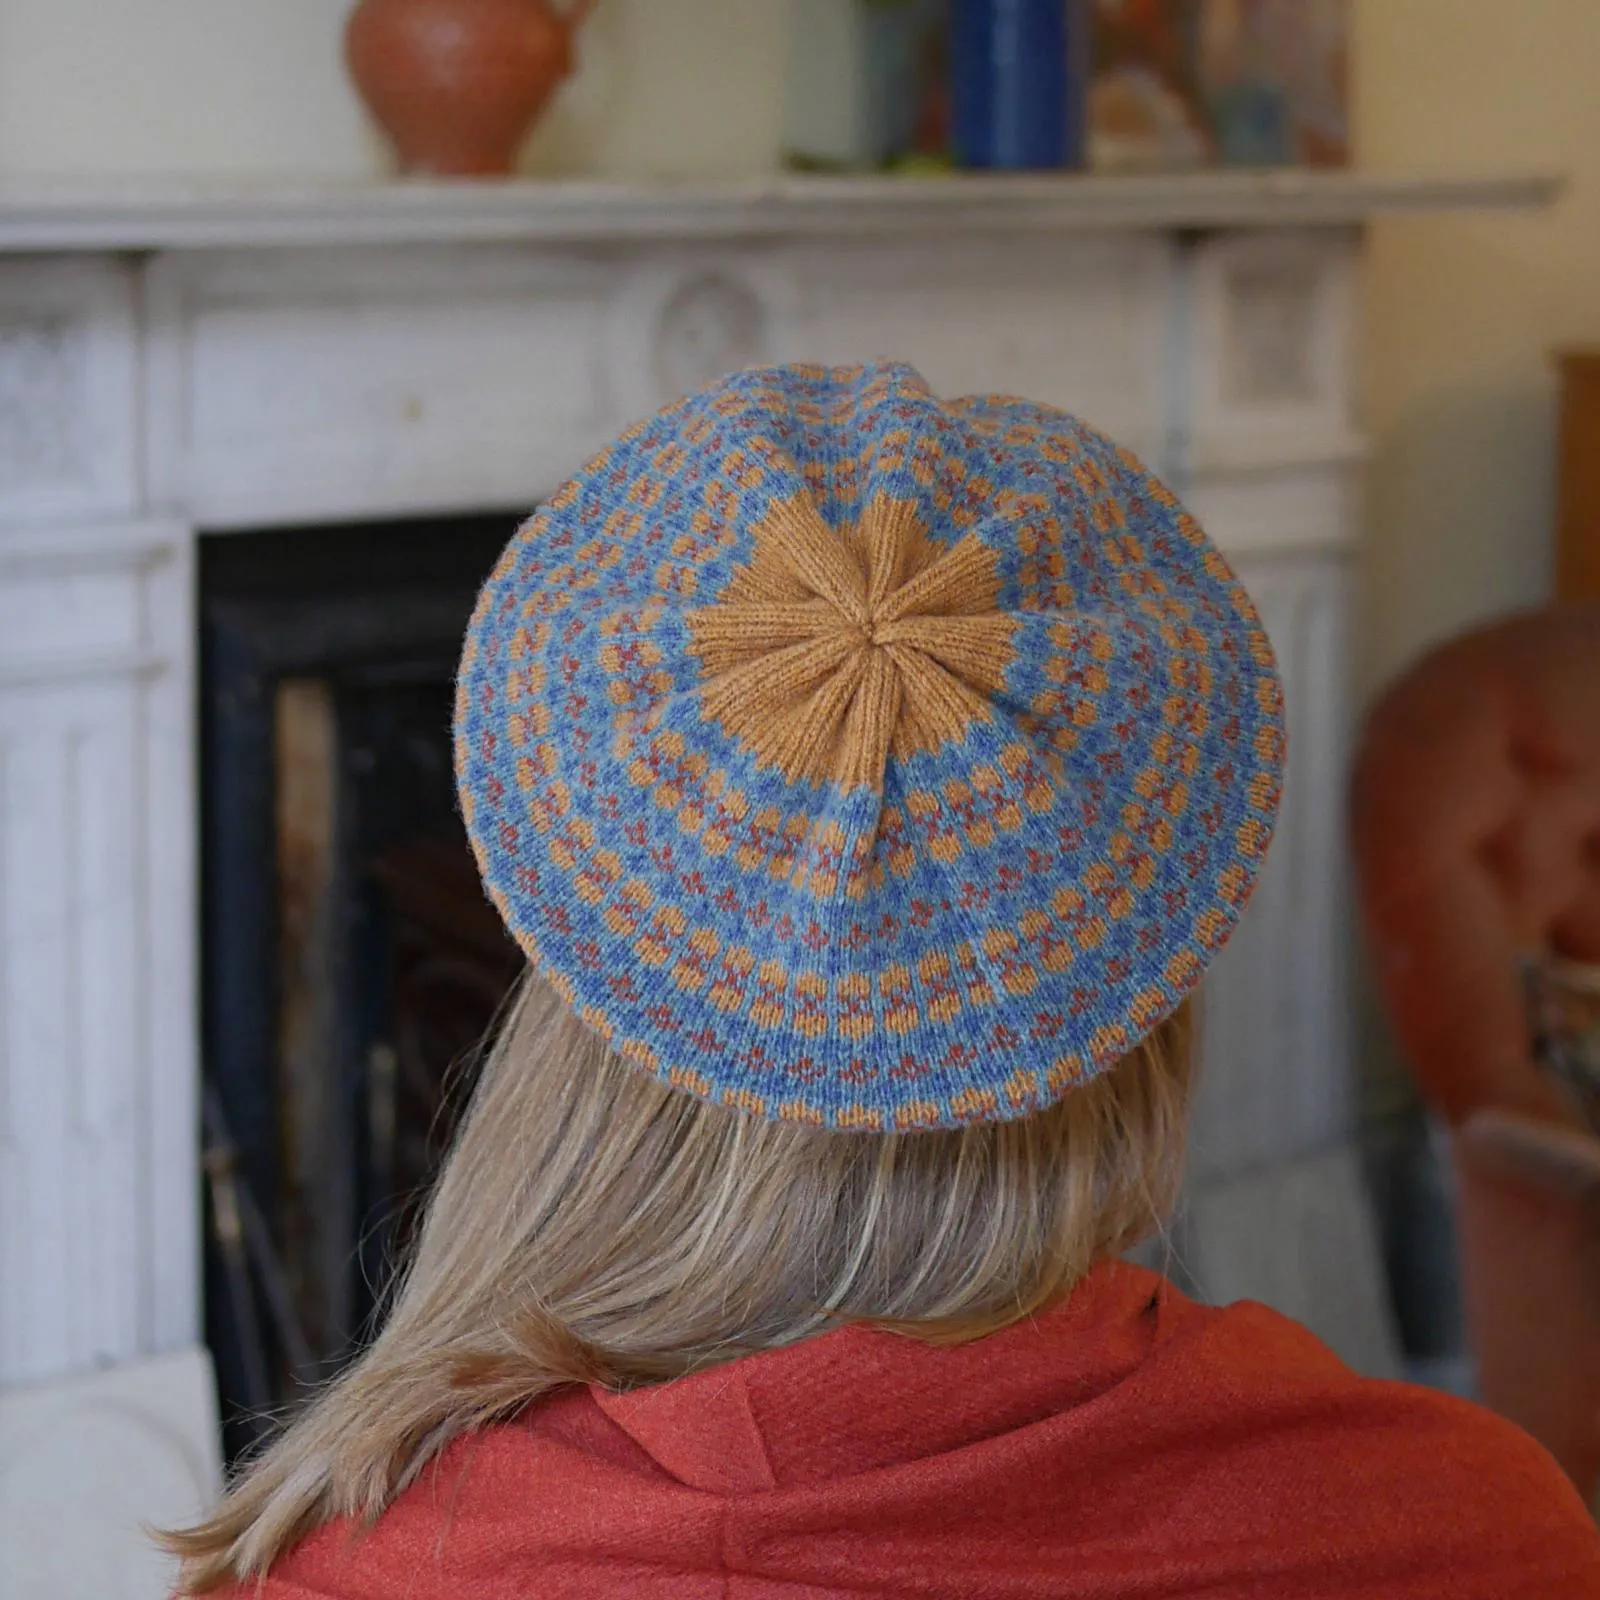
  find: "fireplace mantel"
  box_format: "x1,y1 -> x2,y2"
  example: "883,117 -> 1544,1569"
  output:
0,173 -> 1554,1596
0,169 -> 1558,252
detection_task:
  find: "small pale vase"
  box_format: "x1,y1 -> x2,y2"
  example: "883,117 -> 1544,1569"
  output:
346,0 -> 595,177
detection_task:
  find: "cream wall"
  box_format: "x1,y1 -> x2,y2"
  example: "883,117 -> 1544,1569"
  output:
1354,0 -> 1600,690
0,0 -> 378,177
0,0 -> 787,180
0,0 -> 1594,683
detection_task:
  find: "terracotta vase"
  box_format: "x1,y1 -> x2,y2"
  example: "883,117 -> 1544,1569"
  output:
346,0 -> 595,177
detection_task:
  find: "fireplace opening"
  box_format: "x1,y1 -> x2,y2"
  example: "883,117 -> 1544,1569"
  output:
199,515 -> 523,1460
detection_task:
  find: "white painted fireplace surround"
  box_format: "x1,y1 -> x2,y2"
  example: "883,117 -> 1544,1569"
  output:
0,171 -> 1551,1595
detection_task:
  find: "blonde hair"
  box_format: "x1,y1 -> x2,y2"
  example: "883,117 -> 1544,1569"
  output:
164,975 -> 1194,1590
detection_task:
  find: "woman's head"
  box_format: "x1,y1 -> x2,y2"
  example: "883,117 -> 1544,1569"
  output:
167,975 -> 1193,1590
166,360 -> 1281,1588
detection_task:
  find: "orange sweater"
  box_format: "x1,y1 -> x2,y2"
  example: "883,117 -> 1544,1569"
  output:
229,1263 -> 1600,1598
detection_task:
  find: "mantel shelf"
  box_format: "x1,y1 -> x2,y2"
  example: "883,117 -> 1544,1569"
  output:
0,168 -> 1561,254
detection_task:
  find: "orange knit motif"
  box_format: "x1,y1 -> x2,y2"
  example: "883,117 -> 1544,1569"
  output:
688,490 -> 1020,790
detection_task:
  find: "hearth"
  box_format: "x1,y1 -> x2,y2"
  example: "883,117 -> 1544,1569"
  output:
199,515 -> 521,1456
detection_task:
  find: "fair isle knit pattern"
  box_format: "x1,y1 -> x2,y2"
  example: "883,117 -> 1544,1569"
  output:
454,362 -> 1285,1130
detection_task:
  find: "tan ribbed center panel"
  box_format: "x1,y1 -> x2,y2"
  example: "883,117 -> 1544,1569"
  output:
688,491 -> 1018,790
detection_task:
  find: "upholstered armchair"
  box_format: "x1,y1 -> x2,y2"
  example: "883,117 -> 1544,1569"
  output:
1351,605 -> 1600,1500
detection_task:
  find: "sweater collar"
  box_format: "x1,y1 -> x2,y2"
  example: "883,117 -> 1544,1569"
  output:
591,1260 -> 1168,1494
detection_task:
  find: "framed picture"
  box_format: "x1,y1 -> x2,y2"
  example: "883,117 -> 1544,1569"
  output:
1089,0 -> 1347,171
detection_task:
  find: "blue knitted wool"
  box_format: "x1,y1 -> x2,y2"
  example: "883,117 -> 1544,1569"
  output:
454,362 -> 1284,1130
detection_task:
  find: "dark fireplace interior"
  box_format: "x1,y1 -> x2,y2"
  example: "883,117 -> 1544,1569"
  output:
200,515 -> 523,1459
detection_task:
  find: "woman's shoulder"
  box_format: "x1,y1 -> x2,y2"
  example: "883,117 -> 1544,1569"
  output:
1153,1281 -> 1561,1473
192,1390 -> 632,1600
1141,1283 -> 1600,1587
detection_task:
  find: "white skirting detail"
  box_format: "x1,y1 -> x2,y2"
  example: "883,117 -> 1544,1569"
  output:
0,1346 -> 220,1600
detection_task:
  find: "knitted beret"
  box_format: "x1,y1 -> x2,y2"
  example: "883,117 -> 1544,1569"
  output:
454,361 -> 1284,1130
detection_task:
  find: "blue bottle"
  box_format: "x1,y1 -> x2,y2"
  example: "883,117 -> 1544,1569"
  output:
951,0 -> 1087,170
